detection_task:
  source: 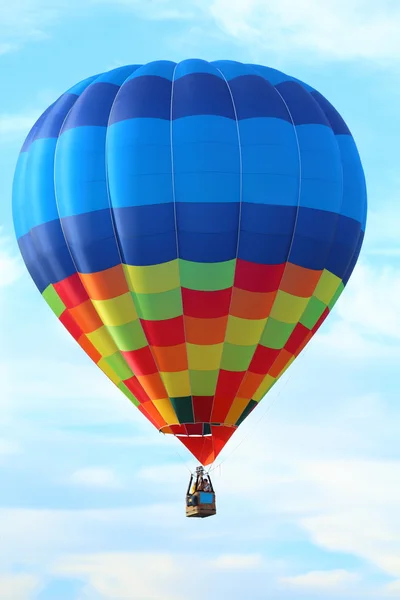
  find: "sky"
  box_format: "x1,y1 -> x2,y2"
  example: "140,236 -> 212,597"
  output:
0,0 -> 400,598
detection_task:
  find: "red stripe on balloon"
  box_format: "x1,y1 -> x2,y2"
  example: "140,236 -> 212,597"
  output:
284,323 -> 310,354
123,376 -> 151,404
122,346 -> 159,376
140,316 -> 185,346
192,396 -> 214,423
210,370 -> 246,422
59,309 -> 83,341
54,273 -> 88,308
182,287 -> 232,318
249,345 -> 280,374
234,260 -> 285,293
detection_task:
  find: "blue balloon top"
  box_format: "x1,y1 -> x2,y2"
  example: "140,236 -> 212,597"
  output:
12,58 -> 367,295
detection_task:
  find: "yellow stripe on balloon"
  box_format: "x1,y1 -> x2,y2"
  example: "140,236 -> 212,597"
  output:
314,269 -> 342,304
97,357 -> 122,386
92,293 -> 138,327
186,343 -> 224,371
224,397 -> 249,425
270,291 -> 309,324
123,260 -> 180,294
159,370 -> 191,397
86,326 -> 118,357
253,374 -> 276,402
225,315 -> 267,346
152,398 -> 179,424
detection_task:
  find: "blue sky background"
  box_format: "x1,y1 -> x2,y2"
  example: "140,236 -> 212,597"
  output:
1,1 -> 400,598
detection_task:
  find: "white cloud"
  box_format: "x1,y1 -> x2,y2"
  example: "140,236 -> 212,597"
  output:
335,263 -> 400,340
0,234 -> 23,322
69,467 -> 122,489
0,386 -> 396,598
0,234 -> 22,288
0,503 -> 197,597
146,379 -> 393,594
94,0 -> 196,20
0,0 -> 57,53
212,554 -> 263,570
313,261 -> 400,361
386,579 -> 400,596
94,0 -> 400,64
138,462 -> 193,486
207,0 -> 400,63
300,510 -> 400,579
364,200 -> 400,258
0,0 -> 194,56
228,434 -> 400,585
52,553 -> 185,600
3,0 -> 400,65
0,359 -> 126,431
315,321 -> 399,361
0,42 -> 17,55
0,574 -> 41,600
292,456 -> 400,580
0,439 -> 21,456
0,112 -> 40,144
280,569 -> 360,591
0,504 -> 181,567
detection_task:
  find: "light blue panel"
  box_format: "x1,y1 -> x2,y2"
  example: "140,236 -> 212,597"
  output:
298,151 -> 342,213
173,172 -> 239,203
173,141 -> 239,174
174,58 -> 224,80
16,139 -> 59,235
55,127 -> 108,218
241,143 -> 298,176
296,123 -> 342,214
126,60 -> 176,81
107,117 -> 170,145
114,141 -> 171,175
295,123 -> 337,152
238,117 -> 295,147
336,135 -> 367,227
172,96 -> 240,204
242,172 -> 299,205
300,147 -> 342,184
107,117 -> 173,208
299,178 -> 341,212
341,168 -> 367,226
172,115 -> 237,144
12,153 -> 31,238
109,173 -> 174,208
239,117 -> 298,207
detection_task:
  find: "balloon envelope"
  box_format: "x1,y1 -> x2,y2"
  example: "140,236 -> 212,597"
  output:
12,60 -> 367,465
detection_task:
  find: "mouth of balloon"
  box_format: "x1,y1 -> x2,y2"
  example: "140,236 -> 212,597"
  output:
159,423 -> 237,465
175,434 -> 211,438
159,423 -> 237,437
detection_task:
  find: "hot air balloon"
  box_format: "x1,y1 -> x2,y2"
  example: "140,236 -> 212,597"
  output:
12,60 -> 367,484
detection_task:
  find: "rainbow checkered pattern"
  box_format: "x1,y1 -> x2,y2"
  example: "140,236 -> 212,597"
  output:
12,60 -> 367,465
